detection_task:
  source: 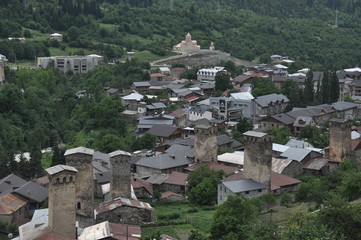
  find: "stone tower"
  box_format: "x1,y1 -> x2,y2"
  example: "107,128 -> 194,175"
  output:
185,32 -> 192,42
329,118 -> 352,162
65,146 -> 94,217
46,165 -> 78,238
243,131 -> 273,187
194,124 -> 218,162
109,150 -> 132,199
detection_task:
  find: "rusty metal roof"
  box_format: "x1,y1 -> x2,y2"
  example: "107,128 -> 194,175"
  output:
95,197 -> 153,216
0,193 -> 28,215
162,172 -> 188,186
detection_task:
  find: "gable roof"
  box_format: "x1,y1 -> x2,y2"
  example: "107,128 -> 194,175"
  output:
223,179 -> 267,193
136,145 -> 193,170
332,101 -> 360,111
189,105 -> 210,114
0,193 -> 28,215
13,181 -> 48,203
133,81 -> 150,87
293,116 -> 314,127
266,113 -> 295,125
162,172 -> 188,186
95,197 -> 153,215
255,94 -> 289,107
185,161 -> 239,174
45,165 -> 78,175
169,109 -> 187,118
280,147 -> 312,162
148,125 -> 179,137
270,172 -> 301,190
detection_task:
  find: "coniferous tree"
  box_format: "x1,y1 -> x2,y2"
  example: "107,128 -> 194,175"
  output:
304,70 -> 314,104
321,71 -> 331,103
330,71 -> 340,103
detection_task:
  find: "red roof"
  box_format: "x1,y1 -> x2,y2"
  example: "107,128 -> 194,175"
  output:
151,73 -> 167,77
169,109 -> 187,118
95,197 -> 153,215
251,73 -> 264,78
171,67 -> 186,71
109,223 -> 141,240
185,161 -> 239,174
0,193 -> 28,215
131,178 -> 153,195
270,172 -> 301,191
184,95 -> 199,102
352,138 -> 361,151
160,191 -> 184,200
162,172 -> 188,186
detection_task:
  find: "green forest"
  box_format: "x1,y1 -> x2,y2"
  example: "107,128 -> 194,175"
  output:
1,0 -> 361,68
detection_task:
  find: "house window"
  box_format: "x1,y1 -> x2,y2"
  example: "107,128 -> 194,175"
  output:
245,191 -> 249,194
77,202 -> 81,210
258,189 -> 262,192
224,187 -> 226,193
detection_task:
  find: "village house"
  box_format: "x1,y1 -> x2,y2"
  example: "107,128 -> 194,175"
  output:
197,67 -> 226,81
94,197 -> 153,225
169,109 -> 188,127
135,144 -> 194,176
188,105 -> 213,121
136,114 -> 175,133
160,172 -> 188,194
147,124 -> 183,144
254,93 -> 289,118
132,81 -> 151,93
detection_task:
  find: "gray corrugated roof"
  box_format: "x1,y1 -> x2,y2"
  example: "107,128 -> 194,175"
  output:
255,94 -> 289,107
45,165 -> 78,175
133,81 -> 150,87
280,147 -> 312,162
286,139 -> 313,148
136,144 -> 193,170
217,135 -> 233,145
332,101 -> 360,111
152,102 -> 167,109
222,179 -> 267,193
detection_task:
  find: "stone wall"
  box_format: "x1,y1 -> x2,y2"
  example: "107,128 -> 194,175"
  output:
109,150 -> 132,200
65,148 -> 94,217
48,170 -> 77,239
96,206 -> 153,225
329,119 -> 352,162
243,132 -> 273,187
194,125 -> 217,162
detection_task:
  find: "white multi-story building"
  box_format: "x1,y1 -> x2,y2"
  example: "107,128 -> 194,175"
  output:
37,54 -> 103,73
197,67 -> 226,81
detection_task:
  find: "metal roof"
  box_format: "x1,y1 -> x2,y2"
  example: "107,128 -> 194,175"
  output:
222,179 -> 267,193
45,165 -> 78,175
217,152 -> 244,166
133,81 -> 150,87
293,116 -> 314,127
95,197 -> 153,216
162,172 -> 188,186
255,94 -> 289,107
64,146 -> 94,156
280,147 -> 312,162
0,193 -> 28,215
272,157 -> 293,174
19,209 -> 50,240
109,150 -> 132,158
332,101 -> 360,111
243,131 -> 268,138
14,181 -> 48,203
148,125 -> 179,137
272,143 -> 290,153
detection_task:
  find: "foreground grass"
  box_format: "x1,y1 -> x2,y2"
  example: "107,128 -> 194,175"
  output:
142,201 -> 216,239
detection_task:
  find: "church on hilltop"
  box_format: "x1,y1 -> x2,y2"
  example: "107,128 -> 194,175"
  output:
173,33 -> 201,53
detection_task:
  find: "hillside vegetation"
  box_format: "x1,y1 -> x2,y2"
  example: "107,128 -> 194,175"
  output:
0,0 -> 361,69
